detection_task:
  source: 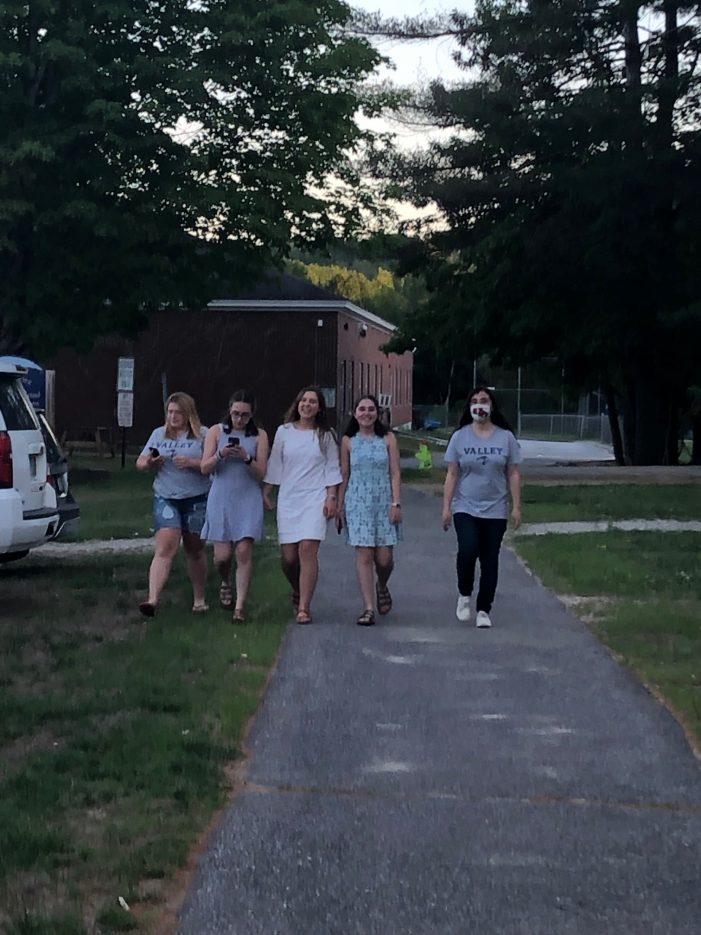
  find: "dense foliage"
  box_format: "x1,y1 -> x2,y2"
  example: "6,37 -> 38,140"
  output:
363,1 -> 701,464
0,0 -> 379,354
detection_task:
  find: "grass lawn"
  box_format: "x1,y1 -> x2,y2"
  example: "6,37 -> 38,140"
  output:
0,462 -> 290,933
64,455 -> 154,541
522,483 -> 701,523
515,530 -> 701,749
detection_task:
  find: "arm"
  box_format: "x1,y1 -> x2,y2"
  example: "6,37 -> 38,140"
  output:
386,433 -> 402,525
200,425 -> 222,476
322,432 -> 341,520
136,432 -> 162,472
263,427 -> 283,508
508,464 -> 522,528
336,436 -> 351,525
442,462 -> 459,530
248,429 -> 269,482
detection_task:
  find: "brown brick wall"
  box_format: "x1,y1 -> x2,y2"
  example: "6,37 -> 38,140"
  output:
336,310 -> 413,429
49,306 -> 411,447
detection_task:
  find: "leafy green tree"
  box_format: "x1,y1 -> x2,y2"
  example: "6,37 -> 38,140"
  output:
0,0 -> 379,354
365,1 -> 701,464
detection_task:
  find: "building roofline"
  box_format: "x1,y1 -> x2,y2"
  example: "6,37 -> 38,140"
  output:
206,299 -> 397,333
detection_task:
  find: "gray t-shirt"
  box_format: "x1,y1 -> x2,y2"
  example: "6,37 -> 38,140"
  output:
141,427 -> 211,500
444,425 -> 522,519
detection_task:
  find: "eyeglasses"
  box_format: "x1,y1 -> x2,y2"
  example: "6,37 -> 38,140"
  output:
231,410 -> 251,419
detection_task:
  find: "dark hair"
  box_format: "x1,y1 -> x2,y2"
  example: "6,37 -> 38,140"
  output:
458,386 -> 514,433
222,389 -> 259,436
344,394 -> 388,438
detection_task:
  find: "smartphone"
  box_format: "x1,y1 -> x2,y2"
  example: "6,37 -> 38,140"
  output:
149,447 -> 160,458
227,436 -> 239,447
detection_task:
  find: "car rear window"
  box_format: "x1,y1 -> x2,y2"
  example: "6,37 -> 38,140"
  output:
0,376 -> 40,430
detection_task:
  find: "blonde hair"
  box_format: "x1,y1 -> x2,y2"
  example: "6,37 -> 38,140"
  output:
164,392 -> 202,440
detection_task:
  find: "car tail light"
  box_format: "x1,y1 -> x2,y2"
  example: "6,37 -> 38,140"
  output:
0,432 -> 12,488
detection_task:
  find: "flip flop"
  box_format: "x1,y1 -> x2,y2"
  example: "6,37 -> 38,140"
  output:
376,584 -> 392,615
219,582 -> 234,609
192,603 -> 209,614
295,608 -> 312,625
232,608 -> 246,623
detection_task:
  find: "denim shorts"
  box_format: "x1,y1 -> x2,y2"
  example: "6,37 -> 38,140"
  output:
153,494 -> 207,535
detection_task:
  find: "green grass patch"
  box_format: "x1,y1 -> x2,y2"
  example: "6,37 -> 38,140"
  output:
401,466 -> 445,485
0,545 -> 289,932
63,456 -> 153,541
516,530 -> 701,746
522,483 -> 701,523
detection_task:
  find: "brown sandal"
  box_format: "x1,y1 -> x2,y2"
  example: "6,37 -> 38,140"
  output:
219,582 -> 234,610
295,608 -> 312,625
376,584 -> 392,615
356,609 -> 375,627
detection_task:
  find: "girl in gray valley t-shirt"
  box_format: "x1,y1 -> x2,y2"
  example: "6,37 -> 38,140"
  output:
442,387 -> 523,629
444,424 -> 522,519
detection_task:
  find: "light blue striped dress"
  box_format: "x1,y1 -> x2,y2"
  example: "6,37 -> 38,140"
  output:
201,429 -> 264,542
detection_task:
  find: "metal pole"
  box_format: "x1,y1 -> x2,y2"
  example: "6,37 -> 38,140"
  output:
121,427 -> 127,469
517,366 -> 522,436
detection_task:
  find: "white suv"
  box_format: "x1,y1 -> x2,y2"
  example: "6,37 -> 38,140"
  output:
0,361 -> 59,562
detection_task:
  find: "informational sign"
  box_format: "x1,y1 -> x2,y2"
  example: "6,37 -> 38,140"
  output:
117,391 -> 134,428
116,357 -> 135,392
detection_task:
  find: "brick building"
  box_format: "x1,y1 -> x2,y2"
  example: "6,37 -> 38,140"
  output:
50,274 -> 413,445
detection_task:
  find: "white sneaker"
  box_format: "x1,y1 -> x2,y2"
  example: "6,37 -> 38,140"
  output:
456,596 -> 471,622
476,610 -> 492,628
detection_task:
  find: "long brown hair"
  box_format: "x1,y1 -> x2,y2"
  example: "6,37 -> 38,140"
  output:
164,392 -> 203,440
283,385 -> 335,452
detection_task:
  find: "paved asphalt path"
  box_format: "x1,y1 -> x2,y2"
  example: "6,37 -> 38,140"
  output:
177,487 -> 701,935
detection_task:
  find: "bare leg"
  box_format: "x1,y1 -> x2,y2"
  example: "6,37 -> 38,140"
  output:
355,546 -> 376,611
182,531 -> 208,608
147,528 -> 181,604
375,546 -> 394,590
213,541 -> 234,588
280,543 -> 301,599
234,538 -> 254,613
297,539 -> 320,612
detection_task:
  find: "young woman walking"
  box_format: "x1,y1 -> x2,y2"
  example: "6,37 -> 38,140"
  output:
200,390 -> 269,622
263,386 -> 342,625
338,395 -> 401,626
442,386 -> 522,628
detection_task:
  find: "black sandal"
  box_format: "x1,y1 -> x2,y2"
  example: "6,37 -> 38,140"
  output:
376,584 -> 392,615
356,609 -> 375,627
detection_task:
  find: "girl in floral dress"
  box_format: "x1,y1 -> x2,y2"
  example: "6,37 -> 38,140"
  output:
338,395 -> 402,626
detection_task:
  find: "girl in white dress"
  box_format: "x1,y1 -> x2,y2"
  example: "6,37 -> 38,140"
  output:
264,387 -> 342,624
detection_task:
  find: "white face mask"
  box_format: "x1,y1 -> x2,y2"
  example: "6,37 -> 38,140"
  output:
470,401 -> 492,423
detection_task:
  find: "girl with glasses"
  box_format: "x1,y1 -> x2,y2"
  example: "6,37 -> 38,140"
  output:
201,390 -> 270,622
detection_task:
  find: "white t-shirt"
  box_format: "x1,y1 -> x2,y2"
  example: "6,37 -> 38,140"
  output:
444,424 -> 522,519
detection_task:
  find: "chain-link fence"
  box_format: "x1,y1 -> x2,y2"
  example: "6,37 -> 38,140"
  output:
518,413 -> 612,443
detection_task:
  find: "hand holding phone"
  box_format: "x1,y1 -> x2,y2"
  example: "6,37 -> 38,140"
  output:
149,447 -> 160,458
227,436 -> 239,448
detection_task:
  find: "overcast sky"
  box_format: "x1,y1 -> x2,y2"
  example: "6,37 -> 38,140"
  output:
351,0 -> 472,87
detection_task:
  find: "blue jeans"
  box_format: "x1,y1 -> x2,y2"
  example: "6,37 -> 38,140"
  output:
453,512 -> 507,613
153,494 -> 207,535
